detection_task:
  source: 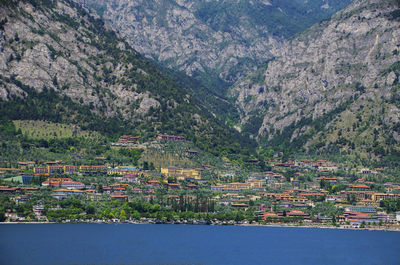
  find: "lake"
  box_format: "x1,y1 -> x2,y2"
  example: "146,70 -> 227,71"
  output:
0,224 -> 399,265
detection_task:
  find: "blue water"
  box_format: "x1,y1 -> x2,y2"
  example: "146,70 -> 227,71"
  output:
0,224 -> 399,265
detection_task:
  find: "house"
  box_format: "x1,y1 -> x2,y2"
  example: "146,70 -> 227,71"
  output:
42,178 -> 84,190
33,205 -> 45,217
210,185 -> 223,191
18,161 -> 36,168
161,167 -> 201,180
345,206 -> 376,214
108,166 -> 140,175
0,186 -> 19,193
186,184 -> 198,190
350,184 -> 370,191
286,210 -> 310,218
341,191 -> 374,200
346,212 -> 379,225
45,160 -> 64,165
187,150 -> 198,155
247,178 -> 264,189
299,192 -> 326,199
53,188 -> 84,195
263,212 -> 279,221
157,134 -> 186,141
224,182 -> 251,191
116,174 -> 140,183
110,192 -> 128,201
60,181 -> 85,190
52,189 -> 83,199
147,180 -> 161,188
166,183 -> 180,190
52,193 -> 68,200
231,203 -> 249,209
318,165 -> 338,172
316,177 -> 338,184
132,188 -> 143,193
384,182 -> 400,193
79,165 -> 107,175
360,168 -> 372,174
111,135 -> 140,146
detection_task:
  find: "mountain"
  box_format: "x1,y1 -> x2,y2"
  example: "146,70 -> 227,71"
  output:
230,0 -> 400,165
83,0 -> 351,92
0,0 -> 255,156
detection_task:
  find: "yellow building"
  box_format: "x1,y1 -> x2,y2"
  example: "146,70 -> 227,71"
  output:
161,167 -> 201,180
247,178 -> 264,189
372,193 -> 399,201
224,182 -> 250,190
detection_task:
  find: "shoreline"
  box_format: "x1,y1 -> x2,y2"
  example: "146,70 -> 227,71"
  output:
2,221 -> 400,232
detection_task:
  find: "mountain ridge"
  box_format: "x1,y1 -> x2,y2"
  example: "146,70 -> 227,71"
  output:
0,0 -> 254,156
230,0 -> 400,165
84,0 -> 351,91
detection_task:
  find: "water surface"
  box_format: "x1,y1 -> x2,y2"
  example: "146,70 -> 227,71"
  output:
0,224 -> 399,265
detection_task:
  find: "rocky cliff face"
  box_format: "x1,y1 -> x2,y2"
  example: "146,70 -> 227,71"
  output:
0,0 -> 253,154
85,0 -> 350,89
0,0 -> 156,117
231,0 -> 400,159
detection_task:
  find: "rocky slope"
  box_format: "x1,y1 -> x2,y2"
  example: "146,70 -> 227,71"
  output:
0,0 -> 253,155
231,0 -> 400,162
84,0 -> 351,91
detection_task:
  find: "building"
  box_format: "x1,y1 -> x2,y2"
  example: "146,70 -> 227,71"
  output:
371,193 -> 399,202
108,166 -> 140,175
34,167 -> 48,174
79,165 -> 107,175
0,186 -> 19,193
187,150 -> 198,155
166,183 -> 180,190
247,178 -> 264,189
263,212 -> 279,221
52,189 -> 84,198
316,177 -> 338,184
286,210 -> 310,218
341,191 -> 374,201
157,134 -> 186,141
161,167 -> 200,180
42,178 -> 84,190
0,168 -> 23,174
119,135 -> 139,143
350,185 -> 370,191
48,165 -> 64,175
64,165 -> 77,174
60,181 -> 85,190
45,160 -> 64,165
345,206 -> 376,214
33,205 -> 45,217
18,161 -> 36,168
4,175 -> 33,185
111,135 -> 140,146
147,180 -> 161,188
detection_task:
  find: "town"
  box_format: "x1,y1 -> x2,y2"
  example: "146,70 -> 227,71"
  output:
1,134 -> 400,231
